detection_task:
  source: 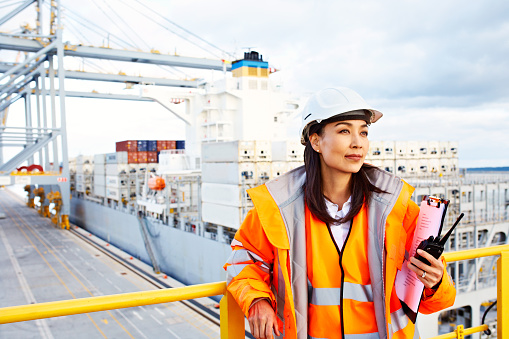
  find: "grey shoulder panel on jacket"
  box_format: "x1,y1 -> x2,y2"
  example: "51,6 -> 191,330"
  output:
264,165 -> 306,207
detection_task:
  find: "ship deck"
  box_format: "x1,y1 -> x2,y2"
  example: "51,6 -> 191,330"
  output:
0,189 -> 220,339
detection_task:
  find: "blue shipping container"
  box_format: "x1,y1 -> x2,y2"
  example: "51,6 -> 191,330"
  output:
176,140 -> 185,149
147,140 -> 158,152
137,140 -> 148,152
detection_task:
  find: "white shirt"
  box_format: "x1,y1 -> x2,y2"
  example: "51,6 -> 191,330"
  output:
325,196 -> 352,250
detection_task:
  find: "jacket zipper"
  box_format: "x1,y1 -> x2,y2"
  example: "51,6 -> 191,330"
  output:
326,219 -> 353,339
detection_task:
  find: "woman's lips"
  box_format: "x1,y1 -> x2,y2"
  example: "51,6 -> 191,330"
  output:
345,154 -> 363,161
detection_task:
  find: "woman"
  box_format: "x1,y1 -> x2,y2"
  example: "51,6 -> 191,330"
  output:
224,87 -> 456,339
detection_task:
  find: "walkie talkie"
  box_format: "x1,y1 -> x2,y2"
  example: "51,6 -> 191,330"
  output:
414,213 -> 464,266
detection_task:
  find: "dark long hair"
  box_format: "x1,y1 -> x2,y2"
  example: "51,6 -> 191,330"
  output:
303,119 -> 385,224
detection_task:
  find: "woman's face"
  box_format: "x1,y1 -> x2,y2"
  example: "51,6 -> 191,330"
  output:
310,119 -> 369,176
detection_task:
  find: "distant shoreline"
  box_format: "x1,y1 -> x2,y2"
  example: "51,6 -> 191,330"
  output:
464,167 -> 509,172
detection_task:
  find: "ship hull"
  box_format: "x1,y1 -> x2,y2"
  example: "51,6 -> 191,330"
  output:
70,198 -> 232,286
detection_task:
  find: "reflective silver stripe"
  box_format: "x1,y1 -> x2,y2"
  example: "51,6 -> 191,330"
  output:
345,333 -> 380,339
226,264 -> 249,285
231,239 -> 243,247
390,307 -> 409,333
226,248 -> 271,270
309,333 -> 378,339
276,255 -> 286,321
309,282 -> 373,306
413,319 -> 420,339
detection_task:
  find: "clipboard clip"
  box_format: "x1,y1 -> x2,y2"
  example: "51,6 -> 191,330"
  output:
425,195 -> 446,208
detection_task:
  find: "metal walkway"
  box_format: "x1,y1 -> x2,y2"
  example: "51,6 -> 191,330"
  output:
0,189 -> 219,339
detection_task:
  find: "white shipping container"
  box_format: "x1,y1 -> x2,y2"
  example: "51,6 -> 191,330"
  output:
93,174 -> 106,187
201,183 -> 249,207
201,162 -> 256,185
76,155 -> 93,165
271,162 -> 289,177
382,141 -> 395,160
255,140 -> 272,162
395,159 -> 407,175
428,141 -> 440,158
76,174 -> 85,183
202,140 -> 255,163
428,159 -> 440,173
395,141 -> 407,157
271,140 -> 303,162
382,159 -> 395,174
94,165 -> 105,175
368,159 -> 383,168
256,162 -> 272,182
369,140 -> 383,160
76,182 -> 85,192
418,141 -> 430,159
202,202 -> 244,229
106,176 -> 120,187
450,141 -> 459,158
287,161 -> 304,172
94,154 -> 106,165
407,141 -> 419,158
106,152 -> 128,164
93,184 -> 106,197
76,164 -> 92,174
106,164 -> 128,175
106,187 -> 128,201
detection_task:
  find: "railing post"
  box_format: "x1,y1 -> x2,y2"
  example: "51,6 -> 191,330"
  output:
499,250 -> 509,339
220,289 -> 245,339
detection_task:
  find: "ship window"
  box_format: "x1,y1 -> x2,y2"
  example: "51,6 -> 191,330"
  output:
248,67 -> 258,76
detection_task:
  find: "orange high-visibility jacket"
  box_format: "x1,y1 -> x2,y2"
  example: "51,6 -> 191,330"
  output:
225,166 -> 456,339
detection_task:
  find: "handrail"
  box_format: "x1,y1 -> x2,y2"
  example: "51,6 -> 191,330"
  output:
432,324 -> 488,339
0,245 -> 508,338
430,244 -> 509,339
0,281 -> 226,324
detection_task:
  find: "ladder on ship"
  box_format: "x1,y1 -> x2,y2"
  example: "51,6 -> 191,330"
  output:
138,215 -> 161,274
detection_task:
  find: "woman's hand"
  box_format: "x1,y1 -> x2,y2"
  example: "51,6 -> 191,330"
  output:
407,249 -> 444,289
248,299 -> 281,339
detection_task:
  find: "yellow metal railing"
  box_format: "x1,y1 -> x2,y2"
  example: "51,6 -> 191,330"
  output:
0,245 -> 508,338
431,244 -> 509,339
0,281 -> 245,338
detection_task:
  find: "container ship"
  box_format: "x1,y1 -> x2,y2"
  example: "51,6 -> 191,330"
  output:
60,53 -> 508,338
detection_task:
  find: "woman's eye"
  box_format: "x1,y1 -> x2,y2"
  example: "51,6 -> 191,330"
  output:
339,129 -> 349,134
361,131 -> 369,136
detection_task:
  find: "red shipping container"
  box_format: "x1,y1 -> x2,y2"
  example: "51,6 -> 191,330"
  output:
147,151 -> 158,163
116,140 -> 137,152
157,140 -> 165,151
128,152 -> 138,164
137,151 -> 148,163
167,140 -> 176,149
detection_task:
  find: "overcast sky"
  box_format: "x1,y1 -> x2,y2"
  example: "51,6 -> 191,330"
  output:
1,0 -> 508,167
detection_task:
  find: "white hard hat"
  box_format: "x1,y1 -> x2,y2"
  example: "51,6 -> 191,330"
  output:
300,87 -> 383,145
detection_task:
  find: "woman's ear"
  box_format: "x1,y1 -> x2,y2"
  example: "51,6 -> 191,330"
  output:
309,133 -> 321,153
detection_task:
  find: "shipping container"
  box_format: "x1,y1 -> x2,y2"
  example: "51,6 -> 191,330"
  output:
94,165 -> 105,175
105,164 -> 128,175
201,202 -> 245,229
93,174 -> 105,187
147,151 -> 158,163
201,183 -> 250,207
106,152 -> 128,164
271,140 -> 303,162
147,140 -> 158,152
94,154 -> 106,165
255,140 -> 271,162
271,162 -> 289,177
157,140 -> 167,152
93,185 -> 106,197
128,152 -> 138,164
137,151 -> 148,163
116,140 -> 137,152
202,140 -> 255,163
201,162 -> 256,185
176,140 -> 185,149
137,140 -> 148,152
106,187 -> 128,201
167,140 -> 176,149
76,182 -> 85,193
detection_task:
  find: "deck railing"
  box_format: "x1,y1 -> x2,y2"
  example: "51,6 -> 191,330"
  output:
0,245 -> 508,338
